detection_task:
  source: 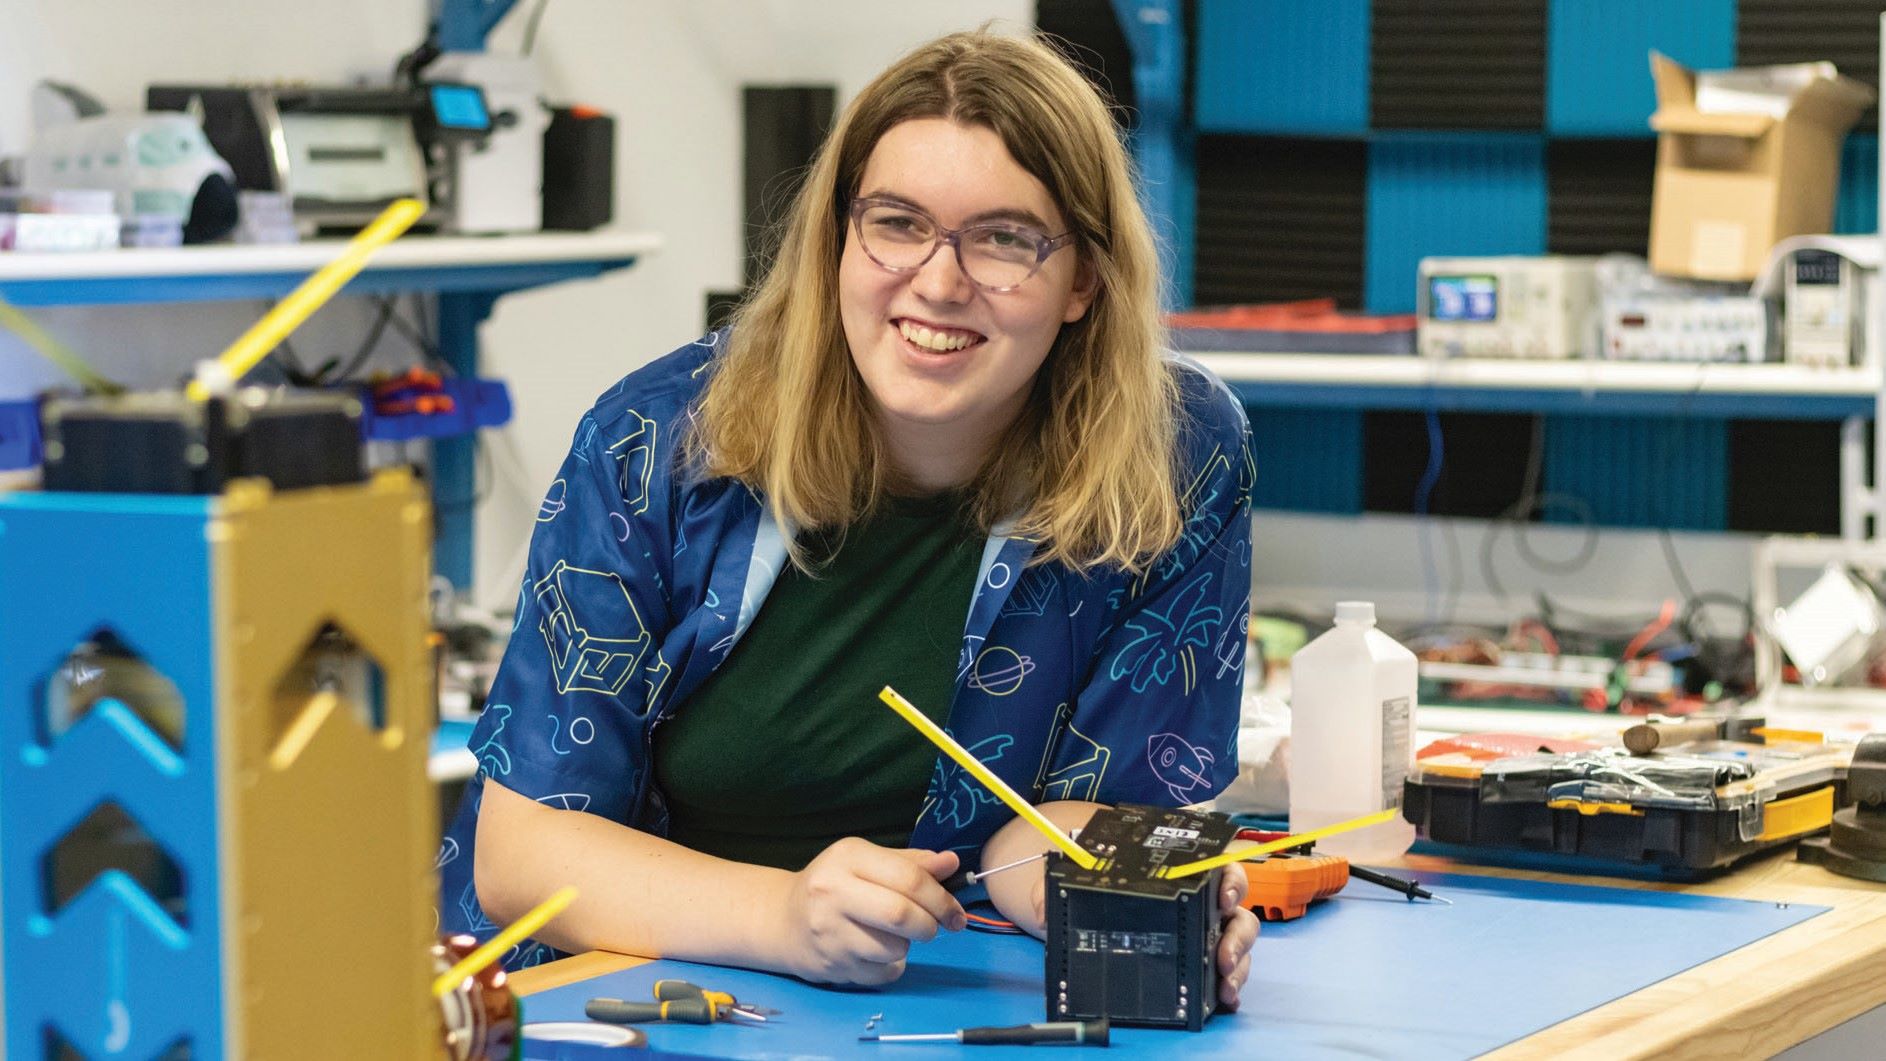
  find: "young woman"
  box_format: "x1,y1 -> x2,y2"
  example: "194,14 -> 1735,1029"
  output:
439,28 -> 1259,1006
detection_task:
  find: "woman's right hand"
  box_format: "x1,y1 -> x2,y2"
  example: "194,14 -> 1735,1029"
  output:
775,838 -> 968,985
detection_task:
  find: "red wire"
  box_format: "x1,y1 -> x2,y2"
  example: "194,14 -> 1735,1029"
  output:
1622,599 -> 1677,663
1518,618 -> 1560,656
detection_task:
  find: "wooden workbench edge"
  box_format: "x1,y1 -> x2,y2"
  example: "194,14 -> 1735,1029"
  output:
511,950 -> 649,996
1482,883 -> 1886,1059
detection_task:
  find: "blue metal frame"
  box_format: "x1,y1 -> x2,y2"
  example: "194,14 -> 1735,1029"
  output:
1111,0 -> 1194,308
437,0 -> 517,52
434,292 -> 499,588
0,492 -> 225,1059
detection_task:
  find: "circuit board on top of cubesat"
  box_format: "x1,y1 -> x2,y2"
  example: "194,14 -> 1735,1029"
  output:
1044,803 -> 1239,1032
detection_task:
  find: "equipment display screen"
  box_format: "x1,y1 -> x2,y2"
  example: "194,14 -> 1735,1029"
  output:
429,84 -> 491,131
1793,251 -> 1843,287
1429,275 -> 1498,322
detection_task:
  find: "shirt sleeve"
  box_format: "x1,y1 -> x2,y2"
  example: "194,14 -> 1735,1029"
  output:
1058,373 -> 1254,809
465,406 -> 671,825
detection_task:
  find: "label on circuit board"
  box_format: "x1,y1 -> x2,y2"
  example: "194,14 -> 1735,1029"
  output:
1143,826 -> 1202,852
1074,929 -> 1176,956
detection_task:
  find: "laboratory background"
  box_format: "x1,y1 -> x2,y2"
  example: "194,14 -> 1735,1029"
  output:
4,1 -> 1886,1059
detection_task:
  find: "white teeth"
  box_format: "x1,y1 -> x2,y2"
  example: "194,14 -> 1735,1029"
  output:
898,320 -> 978,352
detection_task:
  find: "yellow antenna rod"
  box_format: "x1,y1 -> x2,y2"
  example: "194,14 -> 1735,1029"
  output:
0,295 -> 123,394
186,197 -> 426,401
1158,808 -> 1401,880
431,885 -> 578,998
878,687 -> 1098,871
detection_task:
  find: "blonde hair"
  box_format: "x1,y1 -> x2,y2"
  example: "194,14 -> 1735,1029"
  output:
685,29 -> 1180,573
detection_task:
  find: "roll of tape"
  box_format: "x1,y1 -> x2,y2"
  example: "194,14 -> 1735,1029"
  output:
521,1020 -> 647,1048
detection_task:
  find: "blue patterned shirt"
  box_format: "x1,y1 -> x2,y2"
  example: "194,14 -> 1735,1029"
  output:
436,332 -> 1256,969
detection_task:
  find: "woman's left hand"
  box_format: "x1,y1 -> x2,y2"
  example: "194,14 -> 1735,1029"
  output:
1214,865 -> 1258,1010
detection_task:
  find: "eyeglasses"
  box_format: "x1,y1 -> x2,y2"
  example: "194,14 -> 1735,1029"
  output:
848,197 -> 1077,293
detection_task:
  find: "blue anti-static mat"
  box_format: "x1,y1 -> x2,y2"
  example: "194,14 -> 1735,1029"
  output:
519,871 -> 1825,1060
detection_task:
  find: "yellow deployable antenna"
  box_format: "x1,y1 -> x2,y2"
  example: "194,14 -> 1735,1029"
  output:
878,687 -> 1098,871
1157,808 -> 1400,880
431,885 -> 578,998
0,295 -> 124,394
186,197 -> 426,401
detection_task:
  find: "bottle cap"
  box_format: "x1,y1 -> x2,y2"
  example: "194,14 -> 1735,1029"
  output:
1334,601 -> 1375,625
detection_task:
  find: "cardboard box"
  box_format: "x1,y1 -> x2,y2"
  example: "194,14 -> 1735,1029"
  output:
1647,51 -> 1873,282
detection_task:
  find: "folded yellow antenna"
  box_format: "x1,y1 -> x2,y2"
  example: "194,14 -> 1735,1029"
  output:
879,687 -> 1399,882
186,197 -> 425,401
1158,808 -> 1400,879
431,885 -> 578,998
878,687 -> 1098,871
0,294 -> 124,394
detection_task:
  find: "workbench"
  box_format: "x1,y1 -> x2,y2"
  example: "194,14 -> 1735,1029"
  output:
507,852 -> 1886,1060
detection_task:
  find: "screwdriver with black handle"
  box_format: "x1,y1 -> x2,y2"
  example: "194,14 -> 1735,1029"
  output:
860,1019 -> 1109,1046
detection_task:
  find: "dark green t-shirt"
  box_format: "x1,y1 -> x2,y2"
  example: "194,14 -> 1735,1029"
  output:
652,493 -> 983,870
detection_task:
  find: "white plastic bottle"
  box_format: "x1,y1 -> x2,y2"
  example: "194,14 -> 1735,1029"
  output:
1288,601 -> 1419,862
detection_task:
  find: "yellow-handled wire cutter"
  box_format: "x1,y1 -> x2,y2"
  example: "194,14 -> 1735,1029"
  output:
585,979 -> 780,1024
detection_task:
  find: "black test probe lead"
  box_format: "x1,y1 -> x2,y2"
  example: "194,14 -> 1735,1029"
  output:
1349,864 -> 1453,904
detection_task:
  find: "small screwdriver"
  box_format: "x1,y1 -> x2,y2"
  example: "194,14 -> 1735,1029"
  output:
940,850 -> 1051,892
860,1019 -> 1109,1046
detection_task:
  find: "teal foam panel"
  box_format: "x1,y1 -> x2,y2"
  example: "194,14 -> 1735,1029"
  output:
1365,135 -> 1548,314
1546,0 -> 1736,136
1195,0 -> 1372,134
1249,406 -> 1365,515
1835,134 -> 1879,234
1542,414 -> 1727,530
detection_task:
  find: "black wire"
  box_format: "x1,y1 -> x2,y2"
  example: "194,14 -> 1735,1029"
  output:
1656,368 -> 1710,608
384,293 -> 449,370
1678,591 -> 1753,644
1510,416 -> 1599,576
1659,528 -> 1701,604
434,434 -> 495,512
1480,417 -> 1600,601
520,0 -> 553,55
255,300 -> 315,383
393,25 -> 441,87
411,292 -> 442,363
327,297 -> 399,383
1440,507 -> 1463,625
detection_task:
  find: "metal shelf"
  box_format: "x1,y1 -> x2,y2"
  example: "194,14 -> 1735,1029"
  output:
1193,352 -> 1877,421
0,230 -> 660,586
0,230 -> 659,306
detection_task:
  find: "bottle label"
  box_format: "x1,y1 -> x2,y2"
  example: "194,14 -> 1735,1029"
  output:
1381,696 -> 1411,809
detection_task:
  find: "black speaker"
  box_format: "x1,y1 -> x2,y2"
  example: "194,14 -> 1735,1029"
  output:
743,86 -> 835,286
542,106 -> 614,231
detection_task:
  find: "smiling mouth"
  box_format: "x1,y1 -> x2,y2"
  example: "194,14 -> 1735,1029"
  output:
896,318 -> 987,353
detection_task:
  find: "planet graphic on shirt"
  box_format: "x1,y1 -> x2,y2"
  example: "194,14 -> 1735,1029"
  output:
966,646 -> 1035,696
537,478 -> 568,522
